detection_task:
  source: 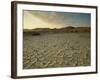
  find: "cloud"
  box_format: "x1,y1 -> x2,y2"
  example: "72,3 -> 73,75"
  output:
23,10 -> 90,29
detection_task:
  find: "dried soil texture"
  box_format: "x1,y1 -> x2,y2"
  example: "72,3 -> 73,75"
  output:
23,32 -> 90,69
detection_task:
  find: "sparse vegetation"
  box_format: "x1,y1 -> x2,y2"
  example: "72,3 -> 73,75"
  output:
32,32 -> 40,36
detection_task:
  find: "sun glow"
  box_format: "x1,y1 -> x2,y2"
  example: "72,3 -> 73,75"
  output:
23,10 -> 90,29
23,11 -> 63,29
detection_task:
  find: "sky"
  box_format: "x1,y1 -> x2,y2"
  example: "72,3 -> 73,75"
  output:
23,10 -> 91,29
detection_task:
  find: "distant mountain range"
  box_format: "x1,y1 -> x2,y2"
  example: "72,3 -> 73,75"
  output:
24,26 -> 90,33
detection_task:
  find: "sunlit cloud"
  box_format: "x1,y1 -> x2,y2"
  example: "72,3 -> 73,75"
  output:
23,10 -> 90,29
